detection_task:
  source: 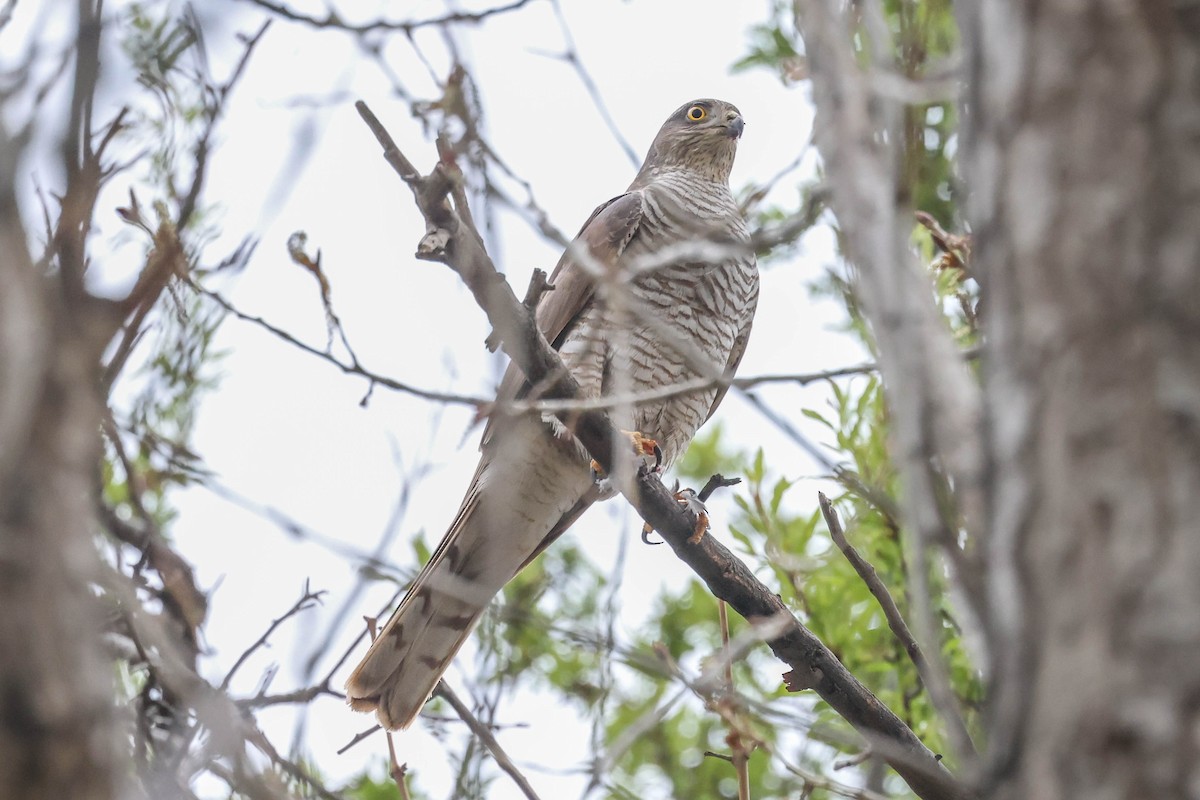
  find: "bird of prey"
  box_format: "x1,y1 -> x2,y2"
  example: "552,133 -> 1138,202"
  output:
346,98 -> 759,730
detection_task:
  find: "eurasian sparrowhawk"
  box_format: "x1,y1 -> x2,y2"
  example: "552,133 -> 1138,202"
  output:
346,99 -> 759,730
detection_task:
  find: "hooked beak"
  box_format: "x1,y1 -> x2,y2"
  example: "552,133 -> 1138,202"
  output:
725,113 -> 745,139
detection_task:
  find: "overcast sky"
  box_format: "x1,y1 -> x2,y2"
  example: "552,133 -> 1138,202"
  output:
12,1 -> 869,797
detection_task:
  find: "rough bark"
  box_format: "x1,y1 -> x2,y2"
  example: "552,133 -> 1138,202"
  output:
0,127 -> 119,800
960,2 -> 1200,797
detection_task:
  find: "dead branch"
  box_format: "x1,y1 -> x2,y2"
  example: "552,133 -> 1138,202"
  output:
221,581 -> 326,690
240,0 -> 537,34
191,278 -> 489,409
356,100 -> 972,800
819,492 -> 976,757
434,682 -> 544,800
546,0 -> 639,167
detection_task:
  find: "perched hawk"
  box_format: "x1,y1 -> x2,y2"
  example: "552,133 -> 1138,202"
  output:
347,99 -> 759,730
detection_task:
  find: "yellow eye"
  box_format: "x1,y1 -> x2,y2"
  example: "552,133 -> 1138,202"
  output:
686,105 -> 706,121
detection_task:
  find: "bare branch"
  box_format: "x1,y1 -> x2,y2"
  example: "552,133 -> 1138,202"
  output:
546,0 -> 638,167
819,492 -> 976,758
189,278 -> 490,409
221,582 -> 326,690
240,0 -> 538,35
177,18 -> 271,230
435,682 -> 544,800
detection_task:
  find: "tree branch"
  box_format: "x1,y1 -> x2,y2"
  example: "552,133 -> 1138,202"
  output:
792,0 -> 984,768
434,682 -> 543,800
221,581 -> 325,690
819,492 -> 976,758
239,0 -> 538,34
793,0 -> 986,615
356,100 -> 972,800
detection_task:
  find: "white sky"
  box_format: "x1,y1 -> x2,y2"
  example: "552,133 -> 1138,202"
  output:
11,1 -> 871,797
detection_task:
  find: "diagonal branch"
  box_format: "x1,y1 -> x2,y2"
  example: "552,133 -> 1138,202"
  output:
434,682 -> 543,800
221,582 -> 325,690
819,492 -> 976,758
240,0 -> 538,34
355,100 -> 973,800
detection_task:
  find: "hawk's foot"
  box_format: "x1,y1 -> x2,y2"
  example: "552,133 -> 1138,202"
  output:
627,430 -> 662,467
591,430 -> 663,479
641,487 -> 710,545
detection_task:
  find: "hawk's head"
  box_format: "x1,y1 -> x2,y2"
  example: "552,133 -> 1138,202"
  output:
638,99 -> 744,183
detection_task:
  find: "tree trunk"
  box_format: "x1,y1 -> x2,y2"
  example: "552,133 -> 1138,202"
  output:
962,2 -> 1200,797
0,140 -> 118,799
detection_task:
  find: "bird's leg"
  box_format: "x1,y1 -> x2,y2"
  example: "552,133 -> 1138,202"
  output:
590,430 -> 662,478
641,486 -> 710,545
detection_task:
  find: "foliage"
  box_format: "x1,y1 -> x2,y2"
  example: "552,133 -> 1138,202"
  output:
104,2 -> 232,538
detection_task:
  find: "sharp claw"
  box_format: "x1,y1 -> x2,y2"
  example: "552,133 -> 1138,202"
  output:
596,432 -> 661,484
673,488 -> 710,544
625,430 -> 659,458
639,489 -> 710,545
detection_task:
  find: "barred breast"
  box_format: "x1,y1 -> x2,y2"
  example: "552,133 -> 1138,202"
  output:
557,167 -> 759,467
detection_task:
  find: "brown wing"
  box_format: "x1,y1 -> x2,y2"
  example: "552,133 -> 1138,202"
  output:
704,315 -> 754,424
482,190 -> 644,444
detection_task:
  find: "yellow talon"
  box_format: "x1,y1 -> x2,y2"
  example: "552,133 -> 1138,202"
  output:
687,510 -> 710,545
641,490 -> 710,545
592,430 -> 662,478
626,430 -> 661,462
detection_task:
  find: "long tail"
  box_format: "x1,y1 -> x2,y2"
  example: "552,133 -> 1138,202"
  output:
344,418 -> 595,730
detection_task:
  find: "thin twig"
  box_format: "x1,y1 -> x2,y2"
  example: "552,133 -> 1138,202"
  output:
362,618 -> 411,800
189,278 -> 488,408
820,493 -> 926,670
699,474 -> 743,503
434,682 -> 544,800
221,582 -> 325,690
236,683 -> 339,709
718,601 -> 751,800
239,0 -> 538,34
819,492 -> 975,758
546,0 -> 638,167
336,725 -> 382,756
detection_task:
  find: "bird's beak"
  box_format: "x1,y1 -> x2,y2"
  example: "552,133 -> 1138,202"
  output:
725,113 -> 745,139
